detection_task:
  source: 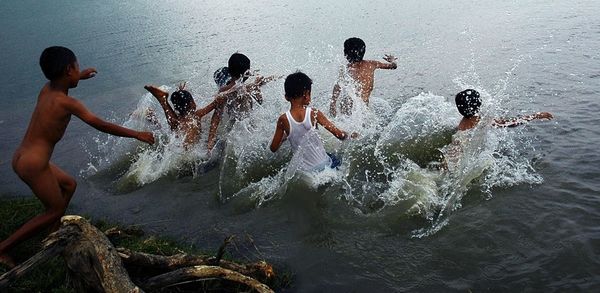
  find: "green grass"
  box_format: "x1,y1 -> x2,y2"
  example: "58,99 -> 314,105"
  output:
0,197 -> 72,293
0,197 -> 290,292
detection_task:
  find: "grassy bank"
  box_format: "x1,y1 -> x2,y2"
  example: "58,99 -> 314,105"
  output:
0,197 -> 286,292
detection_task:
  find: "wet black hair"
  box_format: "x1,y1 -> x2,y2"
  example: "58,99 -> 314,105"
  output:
170,90 -> 195,116
455,89 -> 482,118
344,37 -> 366,63
284,71 -> 312,100
213,67 -> 231,88
228,53 -> 251,79
39,46 -> 77,80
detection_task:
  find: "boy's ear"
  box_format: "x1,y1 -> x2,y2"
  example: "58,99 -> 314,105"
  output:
65,63 -> 76,76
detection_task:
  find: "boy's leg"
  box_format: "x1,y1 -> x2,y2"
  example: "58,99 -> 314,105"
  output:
49,164 -> 77,230
144,85 -> 168,99
0,166 -> 66,267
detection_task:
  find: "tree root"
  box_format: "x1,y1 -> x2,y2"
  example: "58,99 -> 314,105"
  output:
0,215 -> 275,293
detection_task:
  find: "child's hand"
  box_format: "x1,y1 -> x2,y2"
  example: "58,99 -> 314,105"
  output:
80,68 -> 97,80
255,76 -> 266,86
534,112 -> 553,120
383,54 -> 397,63
137,131 -> 155,145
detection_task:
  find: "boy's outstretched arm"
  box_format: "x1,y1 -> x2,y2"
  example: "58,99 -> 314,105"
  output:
195,93 -> 227,119
79,68 -> 97,80
330,83 -> 341,117
144,85 -> 179,131
315,109 -> 352,140
207,103 -> 226,150
373,54 -> 398,69
270,115 -> 287,152
493,112 -> 553,127
66,98 -> 155,144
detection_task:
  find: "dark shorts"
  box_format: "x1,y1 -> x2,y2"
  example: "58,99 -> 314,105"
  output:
327,153 -> 341,169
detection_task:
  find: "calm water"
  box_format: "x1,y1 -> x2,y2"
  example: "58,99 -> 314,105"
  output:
1,0 -> 599,291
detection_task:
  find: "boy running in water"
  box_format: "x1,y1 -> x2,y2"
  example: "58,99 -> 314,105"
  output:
0,46 -> 154,267
330,37 -> 397,117
145,53 -> 277,150
270,71 -> 356,171
206,53 -> 278,150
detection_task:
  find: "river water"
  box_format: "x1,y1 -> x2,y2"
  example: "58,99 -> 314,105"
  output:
1,0 -> 599,291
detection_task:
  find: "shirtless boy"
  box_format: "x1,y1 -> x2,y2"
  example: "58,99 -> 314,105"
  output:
206,53 -> 278,150
144,60 -> 276,149
441,89 -> 553,170
454,89 -> 553,131
330,37 -> 397,116
0,46 -> 154,267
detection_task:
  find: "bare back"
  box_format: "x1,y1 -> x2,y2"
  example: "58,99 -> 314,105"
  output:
15,85 -> 75,162
347,60 -> 378,103
178,116 -> 201,147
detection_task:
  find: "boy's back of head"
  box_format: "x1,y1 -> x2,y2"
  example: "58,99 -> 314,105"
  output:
213,67 -> 231,88
284,71 -> 312,100
39,46 -> 77,81
170,90 -> 194,116
344,37 -> 366,63
228,53 -> 251,79
455,89 -> 481,118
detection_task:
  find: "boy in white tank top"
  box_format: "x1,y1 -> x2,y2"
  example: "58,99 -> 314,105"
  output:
270,71 -> 357,171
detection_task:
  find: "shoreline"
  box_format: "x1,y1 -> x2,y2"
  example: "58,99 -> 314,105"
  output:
0,197 -> 290,292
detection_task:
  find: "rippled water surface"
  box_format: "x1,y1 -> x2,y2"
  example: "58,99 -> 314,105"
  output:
1,0 -> 599,291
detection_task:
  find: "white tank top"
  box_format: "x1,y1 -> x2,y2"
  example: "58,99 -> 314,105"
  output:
285,107 -> 331,171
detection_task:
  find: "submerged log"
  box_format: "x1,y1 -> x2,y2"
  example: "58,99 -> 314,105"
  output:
0,215 -> 275,292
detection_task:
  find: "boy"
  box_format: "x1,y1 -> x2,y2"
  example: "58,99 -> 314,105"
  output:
442,89 -> 553,170
144,83 -> 206,147
330,37 -> 398,117
206,53 -> 272,150
0,46 -> 154,267
454,89 -> 553,131
144,58 -> 274,149
270,71 -> 356,171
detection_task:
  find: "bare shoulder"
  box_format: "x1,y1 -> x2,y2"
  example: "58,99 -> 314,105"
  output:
311,107 -> 325,117
58,94 -> 83,109
277,113 -> 287,123
277,113 -> 290,131
364,60 -> 380,69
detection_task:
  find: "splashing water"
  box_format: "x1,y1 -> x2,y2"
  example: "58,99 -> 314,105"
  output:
83,68 -> 546,236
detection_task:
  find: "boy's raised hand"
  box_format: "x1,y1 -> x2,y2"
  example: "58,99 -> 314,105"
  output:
80,68 -> 97,80
137,131 -> 155,145
383,54 -> 397,63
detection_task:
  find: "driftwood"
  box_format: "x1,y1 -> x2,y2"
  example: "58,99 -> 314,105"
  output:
117,248 -> 274,282
144,265 -> 273,293
0,215 -> 275,293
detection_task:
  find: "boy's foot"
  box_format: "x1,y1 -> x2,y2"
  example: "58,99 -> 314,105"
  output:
144,85 -> 168,102
0,253 -> 16,269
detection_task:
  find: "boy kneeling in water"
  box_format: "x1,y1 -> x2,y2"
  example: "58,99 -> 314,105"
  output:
0,46 -> 154,267
270,71 -> 356,171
